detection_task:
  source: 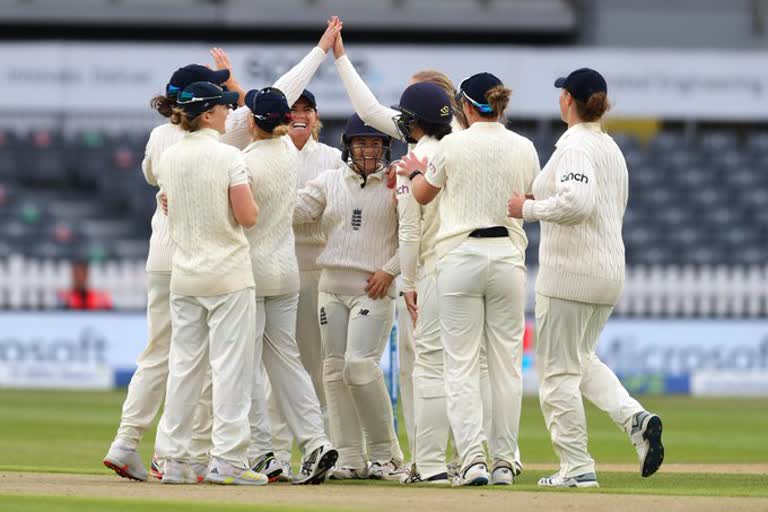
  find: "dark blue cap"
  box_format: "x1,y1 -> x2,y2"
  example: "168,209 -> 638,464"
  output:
177,81 -> 239,117
295,89 -> 317,110
554,68 -> 607,102
167,64 -> 230,98
395,82 -> 453,125
458,72 -> 503,114
342,113 -> 391,143
245,87 -> 291,131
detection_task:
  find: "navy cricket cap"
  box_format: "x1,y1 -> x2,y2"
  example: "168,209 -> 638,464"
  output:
245,87 -> 291,130
395,82 -> 453,125
295,89 -> 317,110
167,64 -> 230,98
343,113 -> 390,142
554,68 -> 607,102
177,81 -> 239,117
458,72 -> 503,114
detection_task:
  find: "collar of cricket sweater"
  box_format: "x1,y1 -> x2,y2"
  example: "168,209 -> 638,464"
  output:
297,136 -> 318,154
466,120 -> 506,133
185,128 -> 221,141
555,122 -> 603,148
343,164 -> 387,185
242,136 -> 284,154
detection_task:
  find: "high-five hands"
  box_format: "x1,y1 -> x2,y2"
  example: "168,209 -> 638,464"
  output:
318,16 -> 343,54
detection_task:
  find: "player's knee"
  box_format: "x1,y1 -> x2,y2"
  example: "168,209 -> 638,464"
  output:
323,356 -> 345,382
343,358 -> 381,386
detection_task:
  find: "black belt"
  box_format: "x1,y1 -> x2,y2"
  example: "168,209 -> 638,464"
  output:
468,226 -> 508,238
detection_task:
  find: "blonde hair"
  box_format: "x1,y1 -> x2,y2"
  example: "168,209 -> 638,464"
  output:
170,107 -> 203,132
249,114 -> 291,140
575,92 -> 610,122
311,118 -> 323,141
411,69 -> 466,128
482,85 -> 511,119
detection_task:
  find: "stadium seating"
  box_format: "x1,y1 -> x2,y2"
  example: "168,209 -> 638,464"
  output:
0,125 -> 764,315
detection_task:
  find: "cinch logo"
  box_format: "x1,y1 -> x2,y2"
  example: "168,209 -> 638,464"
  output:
396,184 -> 410,196
561,172 -> 589,184
351,208 -> 363,231
440,105 -> 450,116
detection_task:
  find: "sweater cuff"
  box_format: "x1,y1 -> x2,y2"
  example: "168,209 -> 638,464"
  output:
382,254 -> 400,277
522,199 -> 538,221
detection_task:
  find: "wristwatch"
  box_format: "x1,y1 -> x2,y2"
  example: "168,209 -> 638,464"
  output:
408,170 -> 424,181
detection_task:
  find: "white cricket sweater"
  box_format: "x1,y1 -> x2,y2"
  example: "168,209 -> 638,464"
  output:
425,121 -> 540,260
141,122 -> 184,273
156,128 -> 254,297
395,136 -> 442,292
293,137 -> 343,271
222,46 -> 328,150
294,164 -> 400,297
522,122 -> 627,306
242,136 -> 301,297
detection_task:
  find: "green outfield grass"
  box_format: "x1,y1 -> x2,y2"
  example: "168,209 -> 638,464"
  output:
0,495 -> 343,512
0,389 -> 766,502
0,389 -> 766,472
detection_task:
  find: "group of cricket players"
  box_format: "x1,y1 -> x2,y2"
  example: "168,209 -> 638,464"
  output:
103,16 -> 665,489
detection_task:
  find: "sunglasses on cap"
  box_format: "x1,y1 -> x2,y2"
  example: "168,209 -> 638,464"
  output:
456,76 -> 495,114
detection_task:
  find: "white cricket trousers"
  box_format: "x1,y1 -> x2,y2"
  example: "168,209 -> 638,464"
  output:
437,238 -> 526,468
395,279 -> 416,462
411,268 -> 451,478
268,269 -> 328,463
114,272 -> 211,462
320,292 -> 403,469
248,293 -> 328,463
535,294 -> 644,477
297,269 -> 327,419
158,288 -> 255,468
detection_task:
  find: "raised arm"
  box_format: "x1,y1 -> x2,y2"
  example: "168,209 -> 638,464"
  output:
275,17 -> 342,106
333,33 -> 401,140
223,18 -> 342,149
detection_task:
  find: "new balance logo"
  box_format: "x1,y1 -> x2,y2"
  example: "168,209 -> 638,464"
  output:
561,172 -> 589,184
351,208 -> 363,230
319,307 -> 328,325
359,309 -> 370,316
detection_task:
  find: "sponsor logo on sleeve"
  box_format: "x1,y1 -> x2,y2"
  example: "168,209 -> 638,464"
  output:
396,183 -> 410,196
560,172 -> 589,184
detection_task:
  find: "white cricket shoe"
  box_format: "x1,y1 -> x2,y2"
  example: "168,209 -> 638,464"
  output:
294,444 -> 339,485
162,460 -> 199,485
205,458 -> 268,486
452,458 -> 490,487
490,461 -> 515,485
329,466 -> 369,480
275,458 -> 295,482
401,469 -> 451,485
538,471 -> 599,488
250,451 -> 283,483
369,459 -> 409,481
103,443 -> 148,482
630,411 -> 664,477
